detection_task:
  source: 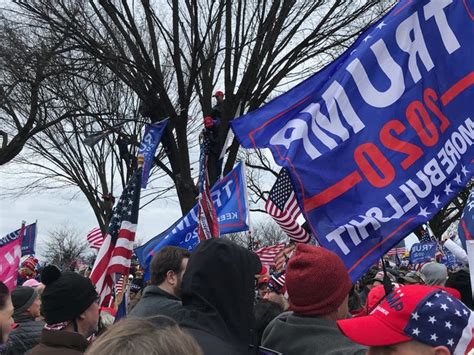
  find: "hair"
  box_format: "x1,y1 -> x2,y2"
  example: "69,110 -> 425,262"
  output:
0,282 -> 9,310
253,299 -> 284,346
86,318 -> 202,355
446,270 -> 473,309
150,246 -> 190,285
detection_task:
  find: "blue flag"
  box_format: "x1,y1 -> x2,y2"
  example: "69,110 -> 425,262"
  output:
231,0 -> 474,281
134,162 -> 249,268
2,223 -> 37,256
458,188 -> 474,250
138,120 -> 169,188
409,242 -> 437,265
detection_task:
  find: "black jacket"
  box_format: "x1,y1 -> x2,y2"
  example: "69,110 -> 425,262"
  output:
6,314 -> 45,354
129,285 -> 182,322
176,238 -> 262,355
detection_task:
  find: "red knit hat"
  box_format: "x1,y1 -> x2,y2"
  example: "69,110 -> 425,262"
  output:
286,244 -> 352,316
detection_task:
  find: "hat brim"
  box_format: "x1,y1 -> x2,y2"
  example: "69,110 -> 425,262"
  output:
337,314 -> 411,347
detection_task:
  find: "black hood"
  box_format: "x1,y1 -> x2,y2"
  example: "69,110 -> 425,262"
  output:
180,238 -> 261,347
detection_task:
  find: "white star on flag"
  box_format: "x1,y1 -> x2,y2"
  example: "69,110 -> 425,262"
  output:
455,310 -> 462,317
426,301 -> 433,307
412,328 -> 420,336
454,173 -> 462,185
376,21 -> 387,30
444,183 -> 452,195
447,339 -> 454,346
428,316 -> 436,324
440,304 -> 448,311
445,321 -> 452,329
418,207 -> 430,218
411,312 -> 420,320
430,333 -> 438,341
461,165 -> 469,176
431,195 -> 441,208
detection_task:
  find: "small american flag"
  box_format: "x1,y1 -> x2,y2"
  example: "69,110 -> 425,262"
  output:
255,243 -> 286,267
86,227 -> 103,250
386,247 -> 406,256
265,169 -> 311,243
197,132 -> 219,241
405,290 -> 474,353
274,243 -> 296,272
89,167 -> 142,304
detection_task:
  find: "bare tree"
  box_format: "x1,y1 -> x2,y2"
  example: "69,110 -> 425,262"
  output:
14,0 -> 394,215
225,219 -> 288,249
42,226 -> 89,271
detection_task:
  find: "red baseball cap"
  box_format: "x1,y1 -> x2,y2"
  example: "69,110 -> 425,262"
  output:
213,90 -> 224,97
337,285 -> 474,353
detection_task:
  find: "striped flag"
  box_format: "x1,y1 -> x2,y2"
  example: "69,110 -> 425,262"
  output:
197,131 -> 219,241
386,247 -> 406,256
255,243 -> 286,267
89,167 -> 142,304
86,227 -> 103,250
274,243 -> 297,272
265,169 -> 311,243
115,274 -> 125,296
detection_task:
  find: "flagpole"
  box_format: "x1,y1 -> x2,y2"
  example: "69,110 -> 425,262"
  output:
240,161 -> 254,251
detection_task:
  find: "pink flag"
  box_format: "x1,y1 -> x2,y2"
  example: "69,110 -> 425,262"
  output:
0,226 -> 24,290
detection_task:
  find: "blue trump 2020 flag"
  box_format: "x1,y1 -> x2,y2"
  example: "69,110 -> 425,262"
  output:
231,0 -> 474,281
134,162 -> 249,267
458,188 -> 474,250
138,120 -> 168,188
2,223 -> 37,256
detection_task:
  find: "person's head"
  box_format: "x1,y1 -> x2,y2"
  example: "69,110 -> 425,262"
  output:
85,318 -> 203,355
421,262 -> 448,286
11,286 -> 41,320
0,282 -> 13,344
401,271 -> 426,285
257,277 -> 269,299
213,91 -> 224,103
286,244 -> 352,320
181,238 -> 261,346
253,299 -> 284,346
371,271 -> 397,287
263,273 -> 288,311
150,246 -> 190,298
41,265 -> 99,338
446,270 -> 474,309
338,285 -> 474,355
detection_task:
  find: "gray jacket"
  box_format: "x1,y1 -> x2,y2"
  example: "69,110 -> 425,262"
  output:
6,314 -> 45,355
129,285 -> 182,322
262,312 -> 367,355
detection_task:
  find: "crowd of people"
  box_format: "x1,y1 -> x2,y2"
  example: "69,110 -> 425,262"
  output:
0,237 -> 473,354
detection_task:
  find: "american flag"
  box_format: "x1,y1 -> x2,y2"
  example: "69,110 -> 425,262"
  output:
89,167 -> 142,304
265,169 -> 311,243
255,243 -> 286,267
404,290 -> 474,353
197,132 -> 219,241
274,243 -> 296,272
86,227 -> 103,250
386,247 -> 406,256
115,274 -> 125,296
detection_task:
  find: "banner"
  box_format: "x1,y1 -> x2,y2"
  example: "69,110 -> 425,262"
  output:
134,162 -> 249,267
2,223 -> 37,256
0,227 -> 24,290
231,0 -> 474,281
409,242 -> 437,265
138,120 -> 168,188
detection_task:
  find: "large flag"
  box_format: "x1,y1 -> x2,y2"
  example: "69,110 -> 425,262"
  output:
135,162 -> 249,268
231,0 -> 474,281
138,120 -> 168,188
458,188 -> 474,249
255,243 -> 286,267
265,169 -> 311,243
0,225 -> 24,290
90,167 -> 142,304
86,227 -> 104,250
197,132 -> 220,241
2,223 -> 37,256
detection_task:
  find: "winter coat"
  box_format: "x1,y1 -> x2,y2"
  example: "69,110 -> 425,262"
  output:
176,238 -> 262,355
28,329 -> 89,355
262,312 -> 367,355
6,314 -> 44,354
129,285 -> 182,322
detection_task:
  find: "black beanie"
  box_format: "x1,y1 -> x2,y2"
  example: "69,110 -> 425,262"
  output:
41,265 -> 98,324
12,286 -> 38,318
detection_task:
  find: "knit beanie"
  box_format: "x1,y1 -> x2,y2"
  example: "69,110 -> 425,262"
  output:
12,286 -> 38,318
41,265 -> 98,324
286,244 -> 352,316
420,262 -> 448,286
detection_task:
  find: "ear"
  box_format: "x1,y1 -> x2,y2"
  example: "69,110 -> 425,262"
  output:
433,346 -> 451,355
166,270 -> 177,285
